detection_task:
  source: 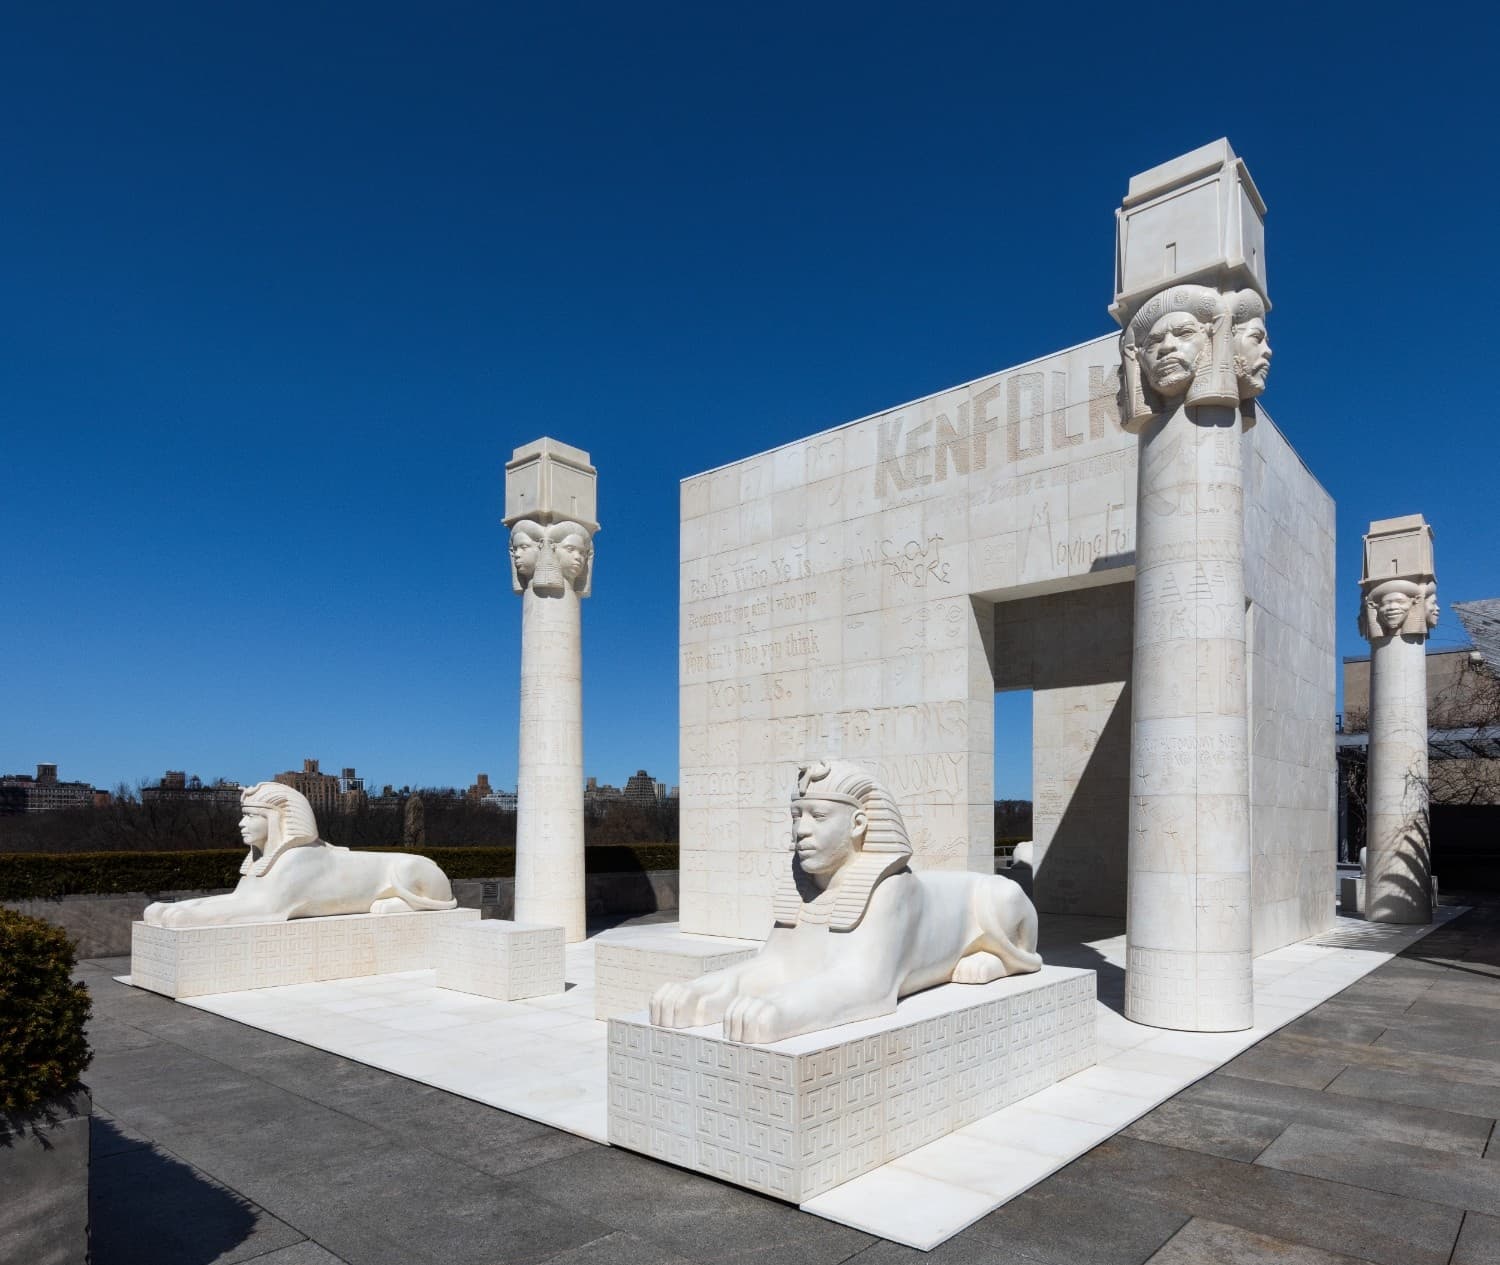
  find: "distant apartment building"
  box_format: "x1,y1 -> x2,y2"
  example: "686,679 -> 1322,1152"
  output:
623,769 -> 665,806
583,776 -> 624,812
369,784 -> 406,811
0,763 -> 97,815
274,758 -> 344,814
466,774 -> 517,812
585,771 -> 676,812
142,770 -> 244,805
338,766 -> 367,808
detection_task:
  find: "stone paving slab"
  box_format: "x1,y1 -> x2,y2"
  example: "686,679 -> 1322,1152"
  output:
77,898 -> 1500,1264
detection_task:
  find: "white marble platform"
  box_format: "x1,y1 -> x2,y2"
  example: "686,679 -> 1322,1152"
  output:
129,908 -> 480,999
124,908 -> 1462,1251
609,966 -> 1095,1201
593,927 -> 759,1020
436,918 -> 565,1001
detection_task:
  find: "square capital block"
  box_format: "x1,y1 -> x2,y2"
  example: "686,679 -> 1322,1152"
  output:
504,437 -> 598,530
1362,514 -> 1435,585
1112,138 -> 1268,323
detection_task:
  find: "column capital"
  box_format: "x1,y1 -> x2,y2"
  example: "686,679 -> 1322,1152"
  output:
508,520 -> 596,598
1110,142 -> 1272,433
503,437 -> 599,533
1358,515 -> 1436,642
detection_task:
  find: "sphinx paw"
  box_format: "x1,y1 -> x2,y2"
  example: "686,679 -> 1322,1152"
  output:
650,981 -> 698,1027
952,950 -> 1008,983
724,996 -> 783,1044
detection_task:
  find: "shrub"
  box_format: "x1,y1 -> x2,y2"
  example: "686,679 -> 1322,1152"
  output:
0,910 -> 92,1113
0,843 -> 682,901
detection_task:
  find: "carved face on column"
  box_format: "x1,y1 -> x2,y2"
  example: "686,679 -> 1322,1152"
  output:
1363,580 -> 1425,638
509,521 -> 545,591
553,533 -> 591,583
1377,591 -> 1413,634
1230,290 -> 1272,397
1425,585 -> 1440,629
1140,312 -> 1212,396
548,521 -> 593,594
1233,318 -> 1271,390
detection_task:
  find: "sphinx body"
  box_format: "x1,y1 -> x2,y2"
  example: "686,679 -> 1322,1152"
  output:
650,761 -> 1041,1044
142,781 -> 457,929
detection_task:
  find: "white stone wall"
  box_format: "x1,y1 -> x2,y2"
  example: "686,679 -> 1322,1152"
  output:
680,335 -> 1135,939
679,338 -> 1334,947
1243,413 -> 1338,952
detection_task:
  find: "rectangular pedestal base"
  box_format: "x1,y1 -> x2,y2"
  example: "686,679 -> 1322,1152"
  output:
607,965 -> 1096,1203
129,908 -> 481,998
594,933 -> 759,1020
435,919 -> 565,1000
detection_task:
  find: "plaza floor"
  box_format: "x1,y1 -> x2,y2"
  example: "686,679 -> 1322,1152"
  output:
81,897 -> 1500,1264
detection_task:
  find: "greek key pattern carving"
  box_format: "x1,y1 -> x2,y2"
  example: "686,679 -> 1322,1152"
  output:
435,921 -> 565,1001
129,909 -> 480,999
594,942 -> 759,1020
607,971 -> 1096,1202
1124,946 -> 1254,1030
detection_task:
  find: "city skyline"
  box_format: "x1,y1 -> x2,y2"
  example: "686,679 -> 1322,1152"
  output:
0,758 -> 681,801
3,8 -> 1495,801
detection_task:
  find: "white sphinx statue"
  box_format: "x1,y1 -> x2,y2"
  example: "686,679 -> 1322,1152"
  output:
651,760 -> 1042,1043
143,781 -> 458,928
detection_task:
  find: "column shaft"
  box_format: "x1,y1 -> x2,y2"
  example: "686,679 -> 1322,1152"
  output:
1365,634 -> 1432,923
516,586 -> 585,940
1125,403 -> 1253,1031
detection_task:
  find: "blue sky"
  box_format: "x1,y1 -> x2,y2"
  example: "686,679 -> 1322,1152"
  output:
3,4 -> 1496,798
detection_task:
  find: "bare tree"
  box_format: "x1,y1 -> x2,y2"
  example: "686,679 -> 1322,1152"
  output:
403,794 -> 426,848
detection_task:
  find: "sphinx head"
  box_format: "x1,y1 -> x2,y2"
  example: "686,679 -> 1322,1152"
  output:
240,781 -> 320,868
790,761 -> 911,875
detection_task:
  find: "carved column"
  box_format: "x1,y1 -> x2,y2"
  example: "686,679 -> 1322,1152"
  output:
1359,515 -> 1437,924
505,439 -> 598,943
1111,142 -> 1270,1031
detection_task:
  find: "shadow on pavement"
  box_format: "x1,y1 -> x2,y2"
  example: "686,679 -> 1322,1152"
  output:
90,1115 -> 279,1265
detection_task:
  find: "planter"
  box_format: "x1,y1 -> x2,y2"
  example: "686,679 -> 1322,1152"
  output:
0,1087 -> 90,1265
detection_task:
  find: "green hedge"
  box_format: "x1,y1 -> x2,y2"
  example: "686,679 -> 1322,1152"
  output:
0,844 -> 681,902
0,909 -> 92,1112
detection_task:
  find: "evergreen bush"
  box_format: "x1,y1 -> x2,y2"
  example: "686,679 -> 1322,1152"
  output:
0,910 -> 92,1113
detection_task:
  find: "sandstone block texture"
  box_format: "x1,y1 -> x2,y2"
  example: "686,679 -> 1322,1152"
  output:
594,936 -> 758,1021
608,966 -> 1095,1202
129,908 -> 480,998
435,918 -> 565,1001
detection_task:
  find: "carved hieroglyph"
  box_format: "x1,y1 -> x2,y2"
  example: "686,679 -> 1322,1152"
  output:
650,760 -> 1041,1043
1113,141 -> 1270,1031
505,438 -> 598,942
142,782 -> 457,927
1359,515 -> 1437,924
